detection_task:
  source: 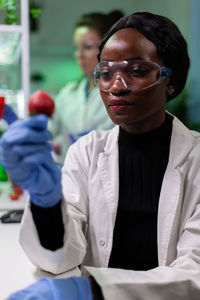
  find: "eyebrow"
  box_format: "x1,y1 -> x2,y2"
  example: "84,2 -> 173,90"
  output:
126,56 -> 146,62
100,56 -> 146,63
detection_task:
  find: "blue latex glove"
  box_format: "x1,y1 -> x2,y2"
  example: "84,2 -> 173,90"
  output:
0,114 -> 62,207
7,277 -> 93,300
3,104 -> 18,125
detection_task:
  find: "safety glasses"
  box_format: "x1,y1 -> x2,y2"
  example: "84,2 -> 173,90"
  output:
93,59 -> 172,92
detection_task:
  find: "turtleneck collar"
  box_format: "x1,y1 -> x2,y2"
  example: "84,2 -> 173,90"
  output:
119,113 -> 173,151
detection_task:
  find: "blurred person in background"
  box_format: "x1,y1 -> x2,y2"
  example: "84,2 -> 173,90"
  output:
49,10 -> 124,164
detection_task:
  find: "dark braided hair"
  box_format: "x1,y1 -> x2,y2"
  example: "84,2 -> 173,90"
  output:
98,12 -> 190,101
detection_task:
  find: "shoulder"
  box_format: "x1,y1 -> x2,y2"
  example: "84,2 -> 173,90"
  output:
55,78 -> 85,101
172,115 -> 200,144
170,115 -> 200,167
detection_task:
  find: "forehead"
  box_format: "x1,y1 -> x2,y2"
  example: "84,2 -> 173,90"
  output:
101,28 -> 160,63
74,26 -> 101,43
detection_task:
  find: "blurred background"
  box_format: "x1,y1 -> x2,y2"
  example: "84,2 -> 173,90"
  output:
0,0 -> 199,129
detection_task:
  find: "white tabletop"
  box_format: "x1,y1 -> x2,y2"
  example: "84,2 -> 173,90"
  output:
0,181 -> 27,211
0,184 -> 81,300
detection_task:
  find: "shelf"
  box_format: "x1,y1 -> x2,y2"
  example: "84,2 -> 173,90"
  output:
0,31 -> 21,65
0,0 -> 30,117
0,24 -> 23,33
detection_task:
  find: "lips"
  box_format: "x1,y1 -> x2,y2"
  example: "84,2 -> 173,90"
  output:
108,99 -> 134,112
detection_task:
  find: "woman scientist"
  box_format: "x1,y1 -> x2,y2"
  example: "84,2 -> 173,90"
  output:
1,11 -> 200,300
49,10 -> 123,164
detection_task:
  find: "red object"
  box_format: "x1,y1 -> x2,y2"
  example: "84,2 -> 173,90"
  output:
10,193 -> 19,200
10,181 -> 24,200
28,90 -> 55,117
0,96 -> 5,119
12,182 -> 23,196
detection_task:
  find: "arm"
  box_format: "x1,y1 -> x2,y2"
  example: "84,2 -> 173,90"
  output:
0,115 -> 88,273
30,201 -> 64,250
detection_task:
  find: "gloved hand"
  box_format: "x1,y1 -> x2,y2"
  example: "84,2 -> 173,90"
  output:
0,114 -> 62,207
7,276 -> 93,300
3,104 -> 18,125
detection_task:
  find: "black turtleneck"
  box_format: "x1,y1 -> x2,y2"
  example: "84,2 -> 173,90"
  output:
108,114 -> 173,270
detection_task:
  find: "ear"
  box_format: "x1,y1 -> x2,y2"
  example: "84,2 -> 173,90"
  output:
166,85 -> 175,96
165,78 -> 174,96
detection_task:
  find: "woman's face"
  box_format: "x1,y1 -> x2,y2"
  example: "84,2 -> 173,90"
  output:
74,26 -> 101,76
99,28 -> 172,134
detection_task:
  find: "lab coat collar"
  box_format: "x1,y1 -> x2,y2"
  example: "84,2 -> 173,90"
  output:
168,114 -> 195,168
103,113 -> 195,169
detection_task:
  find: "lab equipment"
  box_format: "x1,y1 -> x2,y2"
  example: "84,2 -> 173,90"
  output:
7,276 -> 93,300
0,96 -> 4,118
0,96 -> 9,182
0,209 -> 24,223
0,163 -> 8,181
0,115 -> 62,207
3,103 -> 18,124
0,0 -> 30,117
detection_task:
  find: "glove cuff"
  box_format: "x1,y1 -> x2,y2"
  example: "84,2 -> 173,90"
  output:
46,276 -> 93,300
71,277 -> 93,300
30,182 -> 62,208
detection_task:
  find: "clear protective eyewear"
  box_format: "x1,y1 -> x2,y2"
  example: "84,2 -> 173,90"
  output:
93,59 -> 172,92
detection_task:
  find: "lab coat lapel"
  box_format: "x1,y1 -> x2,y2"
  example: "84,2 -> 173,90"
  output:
158,115 -> 194,265
157,167 -> 183,265
97,126 -> 119,228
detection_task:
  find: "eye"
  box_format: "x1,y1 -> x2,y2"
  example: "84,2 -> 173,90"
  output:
100,69 -> 112,81
83,44 -> 93,51
128,64 -> 149,77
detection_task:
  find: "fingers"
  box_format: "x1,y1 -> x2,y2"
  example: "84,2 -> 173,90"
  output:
5,153 -> 58,190
1,127 -> 51,148
1,144 -> 52,165
10,114 -> 48,130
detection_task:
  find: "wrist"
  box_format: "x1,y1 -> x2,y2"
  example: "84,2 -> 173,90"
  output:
30,183 -> 62,208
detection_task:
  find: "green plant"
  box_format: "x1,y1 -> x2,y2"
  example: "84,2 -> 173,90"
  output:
5,0 -> 18,24
0,0 -> 9,10
0,0 -> 41,25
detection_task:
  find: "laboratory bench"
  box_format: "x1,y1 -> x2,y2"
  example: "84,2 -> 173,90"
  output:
0,182 -> 80,299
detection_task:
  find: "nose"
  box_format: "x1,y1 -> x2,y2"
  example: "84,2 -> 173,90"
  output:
110,73 -> 129,94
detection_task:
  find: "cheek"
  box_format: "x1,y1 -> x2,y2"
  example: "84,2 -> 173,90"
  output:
100,91 -> 108,106
100,91 -> 111,111
140,83 -> 168,105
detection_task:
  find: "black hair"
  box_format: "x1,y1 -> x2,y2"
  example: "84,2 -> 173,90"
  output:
74,10 -> 124,38
98,12 -> 190,101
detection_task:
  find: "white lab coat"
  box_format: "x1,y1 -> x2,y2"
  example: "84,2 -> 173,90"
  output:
20,115 -> 200,299
48,78 -> 114,163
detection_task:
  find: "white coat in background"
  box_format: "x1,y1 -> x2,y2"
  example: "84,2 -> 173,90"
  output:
48,77 -> 114,164
20,114 -> 200,300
